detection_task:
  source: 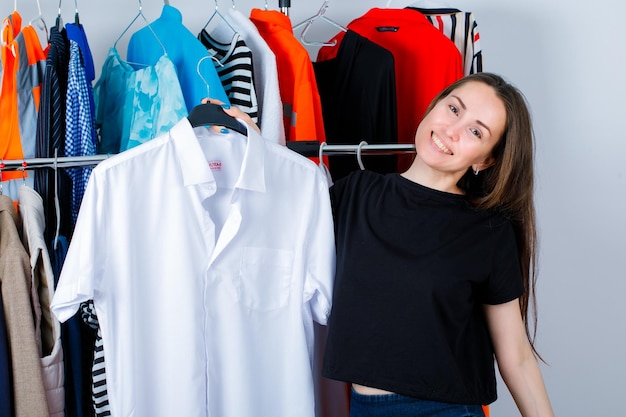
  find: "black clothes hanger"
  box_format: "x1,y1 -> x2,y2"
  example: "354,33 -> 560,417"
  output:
187,103 -> 247,136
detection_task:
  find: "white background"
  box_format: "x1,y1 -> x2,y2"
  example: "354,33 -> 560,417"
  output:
3,0 -> 625,415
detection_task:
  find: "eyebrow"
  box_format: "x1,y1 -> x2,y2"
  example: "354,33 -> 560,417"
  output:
450,94 -> 492,136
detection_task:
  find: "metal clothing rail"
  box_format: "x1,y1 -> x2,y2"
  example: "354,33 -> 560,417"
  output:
0,143 -> 416,171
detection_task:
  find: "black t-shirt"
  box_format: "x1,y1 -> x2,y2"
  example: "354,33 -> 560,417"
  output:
323,170 -> 524,405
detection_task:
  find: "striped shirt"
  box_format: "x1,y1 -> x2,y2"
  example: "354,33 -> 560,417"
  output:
199,30 -> 259,123
406,6 -> 483,75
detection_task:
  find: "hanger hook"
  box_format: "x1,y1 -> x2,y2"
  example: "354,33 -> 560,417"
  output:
356,141 -> 367,170
318,141 -> 327,162
20,161 -> 28,183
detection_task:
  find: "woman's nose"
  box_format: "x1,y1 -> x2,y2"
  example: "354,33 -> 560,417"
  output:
445,122 -> 462,142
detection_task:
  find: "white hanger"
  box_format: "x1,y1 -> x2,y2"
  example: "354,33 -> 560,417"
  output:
28,0 -> 48,33
292,0 -> 346,47
114,0 -> 167,57
356,141 -> 367,170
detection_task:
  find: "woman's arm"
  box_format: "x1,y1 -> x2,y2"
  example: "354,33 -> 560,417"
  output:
484,300 -> 555,417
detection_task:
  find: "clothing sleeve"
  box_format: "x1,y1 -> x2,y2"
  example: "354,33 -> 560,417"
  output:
50,170 -> 103,322
303,167 -> 336,325
479,219 -> 525,305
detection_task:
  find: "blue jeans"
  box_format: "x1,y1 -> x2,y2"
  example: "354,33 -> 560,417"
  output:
349,388 -> 485,417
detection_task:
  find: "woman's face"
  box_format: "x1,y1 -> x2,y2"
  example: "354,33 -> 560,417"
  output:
413,81 -> 507,180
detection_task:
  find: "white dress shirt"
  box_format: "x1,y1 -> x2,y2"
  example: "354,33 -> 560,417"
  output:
51,118 -> 335,417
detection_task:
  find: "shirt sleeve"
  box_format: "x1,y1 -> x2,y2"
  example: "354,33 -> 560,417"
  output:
50,169 -> 103,322
480,219 -> 525,305
303,166 -> 336,325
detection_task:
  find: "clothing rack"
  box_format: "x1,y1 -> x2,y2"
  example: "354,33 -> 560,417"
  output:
0,142 -> 416,171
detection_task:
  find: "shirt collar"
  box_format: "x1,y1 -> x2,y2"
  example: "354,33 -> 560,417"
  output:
171,117 -> 266,193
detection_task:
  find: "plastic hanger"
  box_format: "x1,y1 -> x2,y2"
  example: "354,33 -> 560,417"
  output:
188,55 -> 245,135
28,0 -> 48,37
114,0 -> 167,57
187,104 -> 246,135
292,0 -> 346,47
356,141 -> 367,170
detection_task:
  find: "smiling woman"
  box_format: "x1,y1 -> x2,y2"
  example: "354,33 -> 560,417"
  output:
322,72 -> 555,417
408,80 -> 507,193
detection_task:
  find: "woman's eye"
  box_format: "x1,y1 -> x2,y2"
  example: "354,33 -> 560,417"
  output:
471,128 -> 482,139
449,105 -> 459,115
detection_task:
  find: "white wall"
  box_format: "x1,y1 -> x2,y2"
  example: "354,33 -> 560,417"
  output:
3,0 -> 625,415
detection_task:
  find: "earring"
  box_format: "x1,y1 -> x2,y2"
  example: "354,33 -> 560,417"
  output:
473,167 -> 480,176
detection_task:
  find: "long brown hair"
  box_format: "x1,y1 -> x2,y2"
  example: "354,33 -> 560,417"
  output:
425,73 -> 541,358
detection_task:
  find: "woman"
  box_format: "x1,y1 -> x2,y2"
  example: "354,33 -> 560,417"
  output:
322,73 -> 555,417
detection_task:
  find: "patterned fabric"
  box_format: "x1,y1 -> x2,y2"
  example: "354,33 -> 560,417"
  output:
94,48 -> 187,153
198,30 -> 259,123
65,40 -> 96,225
1,11 -> 46,194
81,301 -> 111,417
406,6 -> 483,75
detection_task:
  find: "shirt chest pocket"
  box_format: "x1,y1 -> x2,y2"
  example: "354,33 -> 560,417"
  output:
239,247 -> 294,312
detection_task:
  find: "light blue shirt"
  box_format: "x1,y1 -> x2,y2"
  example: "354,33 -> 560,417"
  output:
126,5 -> 230,112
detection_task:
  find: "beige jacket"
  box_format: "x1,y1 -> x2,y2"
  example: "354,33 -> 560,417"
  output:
0,194 -> 49,417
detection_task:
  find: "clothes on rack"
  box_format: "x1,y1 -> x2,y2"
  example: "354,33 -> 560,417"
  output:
0,194 -> 50,417
317,7 -> 464,173
199,29 -> 259,124
125,5 -> 230,113
51,116 -> 336,417
34,23 -> 73,247
94,48 -> 187,153
18,185 -> 66,417
313,29 -> 398,180
0,11 -> 46,195
64,22 -> 97,225
222,8 -> 286,145
405,3 -> 483,75
250,8 -> 326,161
